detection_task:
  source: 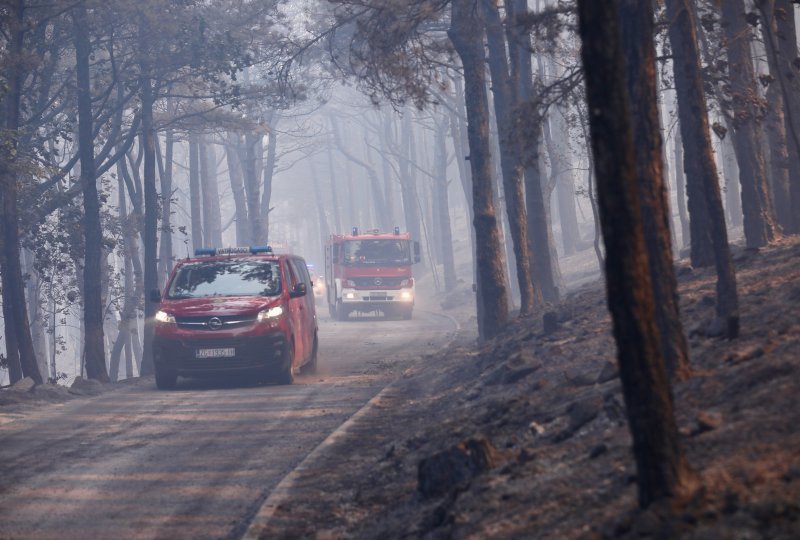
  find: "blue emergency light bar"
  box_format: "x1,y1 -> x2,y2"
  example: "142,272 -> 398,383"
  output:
194,246 -> 273,256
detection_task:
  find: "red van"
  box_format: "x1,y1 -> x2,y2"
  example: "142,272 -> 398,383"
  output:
150,246 -> 318,390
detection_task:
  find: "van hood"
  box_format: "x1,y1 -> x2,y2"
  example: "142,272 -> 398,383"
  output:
160,296 -> 281,317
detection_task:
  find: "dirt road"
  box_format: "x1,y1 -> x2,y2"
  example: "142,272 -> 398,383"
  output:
0,309 -> 458,539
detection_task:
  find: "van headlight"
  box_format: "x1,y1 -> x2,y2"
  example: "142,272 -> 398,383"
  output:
258,306 -> 284,321
155,310 -> 176,324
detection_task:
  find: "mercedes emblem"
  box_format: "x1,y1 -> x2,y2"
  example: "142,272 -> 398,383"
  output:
374,278 -> 383,286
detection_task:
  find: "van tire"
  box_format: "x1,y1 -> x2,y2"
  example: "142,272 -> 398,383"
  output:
155,366 -> 177,390
304,336 -> 318,375
276,341 -> 295,385
335,300 -> 348,321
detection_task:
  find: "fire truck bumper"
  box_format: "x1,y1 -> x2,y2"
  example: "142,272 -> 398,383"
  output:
340,289 -> 415,306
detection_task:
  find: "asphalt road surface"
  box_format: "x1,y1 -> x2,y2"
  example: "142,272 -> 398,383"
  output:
0,308 -> 457,539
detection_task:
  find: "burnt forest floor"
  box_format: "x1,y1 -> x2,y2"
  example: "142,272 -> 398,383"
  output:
257,236 -> 800,540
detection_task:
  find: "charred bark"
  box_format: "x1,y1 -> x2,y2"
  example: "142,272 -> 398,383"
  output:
577,0 -> 694,507
188,134 -> 203,251
139,49 -> 158,377
718,0 -> 778,247
507,0 -> 559,303
672,126 -> 690,248
482,0 -> 536,314
666,0 -> 740,339
199,135 -> 222,247
449,0 -> 510,341
1,0 -> 42,384
74,3 -> 109,382
434,114 -> 458,292
261,118 -> 277,243
620,1 -> 690,380
225,133 -> 250,245
758,0 -> 800,234
157,129 -> 174,281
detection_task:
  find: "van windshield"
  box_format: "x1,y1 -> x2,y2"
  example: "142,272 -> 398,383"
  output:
343,239 -> 411,266
167,260 -> 281,299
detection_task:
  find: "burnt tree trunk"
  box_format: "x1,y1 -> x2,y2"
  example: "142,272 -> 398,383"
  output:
719,123 -> 743,228
199,135 -> 222,247
1,0 -> 42,384
763,82 -> 792,230
157,128 -> 174,281
672,126 -> 690,248
434,114 -> 458,293
74,3 -> 109,382
577,0 -> 694,508
188,134 -> 203,251
507,0 -> 559,303
482,0 -> 536,314
620,0 -> 690,380
261,114 -> 278,243
225,132 -> 250,245
139,37 -> 158,377
450,0 -> 510,341
718,0 -> 778,247
549,107 -> 581,257
759,0 -> 800,234
241,134 -> 263,243
399,113 -> 423,251
666,0 -> 740,337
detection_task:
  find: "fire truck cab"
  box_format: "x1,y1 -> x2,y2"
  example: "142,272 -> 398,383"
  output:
325,228 -> 420,320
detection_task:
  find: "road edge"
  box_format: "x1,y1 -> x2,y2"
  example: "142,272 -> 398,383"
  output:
241,310 -> 461,539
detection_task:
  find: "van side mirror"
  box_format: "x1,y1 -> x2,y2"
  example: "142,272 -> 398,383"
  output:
290,282 -> 307,298
150,289 -> 162,303
414,241 -> 421,263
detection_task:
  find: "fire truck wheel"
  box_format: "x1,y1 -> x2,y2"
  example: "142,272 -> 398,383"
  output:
154,366 -> 177,390
275,340 -> 295,385
335,300 -> 348,321
304,336 -> 318,374
402,308 -> 413,320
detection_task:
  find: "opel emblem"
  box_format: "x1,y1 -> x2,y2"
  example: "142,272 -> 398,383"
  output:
374,278 -> 382,286
208,317 -> 223,330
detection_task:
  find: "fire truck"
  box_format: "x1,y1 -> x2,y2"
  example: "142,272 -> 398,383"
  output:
325,228 -> 420,320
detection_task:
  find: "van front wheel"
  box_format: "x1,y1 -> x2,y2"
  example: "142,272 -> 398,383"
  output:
276,341 -> 295,385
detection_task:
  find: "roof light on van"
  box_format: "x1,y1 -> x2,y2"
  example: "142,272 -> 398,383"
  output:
194,246 -> 273,257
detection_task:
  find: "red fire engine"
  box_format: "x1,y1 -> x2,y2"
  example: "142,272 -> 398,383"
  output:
325,227 -> 420,320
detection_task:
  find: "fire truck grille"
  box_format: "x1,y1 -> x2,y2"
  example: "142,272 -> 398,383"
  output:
351,277 -> 405,288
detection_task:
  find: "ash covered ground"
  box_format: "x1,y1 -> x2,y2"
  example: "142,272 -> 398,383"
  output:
252,237 -> 800,539
3,239 -> 799,539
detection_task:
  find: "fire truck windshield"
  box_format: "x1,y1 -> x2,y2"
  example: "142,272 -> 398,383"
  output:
343,239 -> 411,266
167,260 -> 281,298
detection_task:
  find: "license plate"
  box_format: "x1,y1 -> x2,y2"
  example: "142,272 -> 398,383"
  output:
195,348 -> 235,358
370,292 -> 387,298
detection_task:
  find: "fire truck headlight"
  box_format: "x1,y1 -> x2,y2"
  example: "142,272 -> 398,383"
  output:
345,292 -> 357,300
258,306 -> 284,321
155,310 -> 176,324
399,291 -> 414,301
